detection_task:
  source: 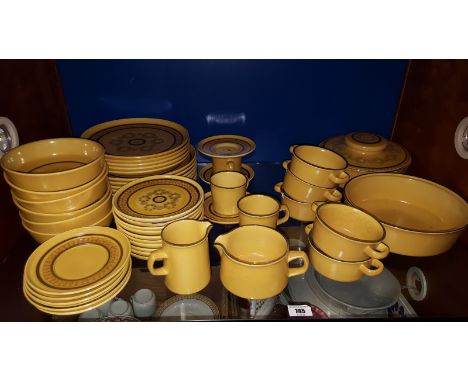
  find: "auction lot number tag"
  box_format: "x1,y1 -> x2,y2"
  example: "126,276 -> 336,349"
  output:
287,305 -> 313,317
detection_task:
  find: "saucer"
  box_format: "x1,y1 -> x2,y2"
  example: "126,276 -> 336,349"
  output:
203,192 -> 241,225
198,163 -> 255,185
197,135 -> 255,158
155,294 -> 220,321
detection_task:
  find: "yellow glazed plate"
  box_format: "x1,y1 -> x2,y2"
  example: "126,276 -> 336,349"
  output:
24,226 -> 131,295
81,118 -> 189,159
197,135 -> 255,159
24,264 -> 132,315
203,192 -> 241,225
198,163 -> 254,185
113,175 -> 204,221
24,259 -> 131,306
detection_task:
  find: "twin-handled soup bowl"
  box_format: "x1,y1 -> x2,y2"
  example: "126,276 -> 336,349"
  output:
288,145 -> 350,188
1,138 -> 105,191
274,182 -> 320,222
308,238 -> 384,282
305,202 -> 389,262
344,173 -> 468,257
214,225 -> 309,299
237,194 -> 289,228
282,161 -> 342,203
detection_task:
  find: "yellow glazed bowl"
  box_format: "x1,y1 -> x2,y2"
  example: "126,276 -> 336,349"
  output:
1,138 -> 105,191
14,186 -> 112,223
214,225 -> 309,299
12,169 -> 109,213
282,161 -> 342,203
344,173 -> 468,256
237,194 -> 289,228
288,145 -> 350,188
22,210 -> 114,243
5,164 -> 108,202
308,238 -> 384,282
21,190 -> 113,234
274,182 -> 320,222
304,202 -> 389,261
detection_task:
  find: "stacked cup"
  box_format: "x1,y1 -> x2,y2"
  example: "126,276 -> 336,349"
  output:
304,202 -> 389,282
1,138 -> 112,243
274,144 -> 350,222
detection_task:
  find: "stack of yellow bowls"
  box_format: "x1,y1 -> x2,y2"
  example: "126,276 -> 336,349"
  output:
274,144 -> 350,222
112,175 -> 205,260
23,227 -> 132,316
81,118 -> 197,195
1,138 -> 112,243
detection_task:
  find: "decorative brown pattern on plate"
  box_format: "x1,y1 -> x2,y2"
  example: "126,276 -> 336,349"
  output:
116,178 -> 201,219
88,124 -> 184,156
37,234 -> 124,289
198,135 -> 255,158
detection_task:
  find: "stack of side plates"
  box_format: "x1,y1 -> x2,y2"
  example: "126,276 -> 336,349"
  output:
81,118 -> 197,195
23,227 -> 132,316
112,175 -> 205,260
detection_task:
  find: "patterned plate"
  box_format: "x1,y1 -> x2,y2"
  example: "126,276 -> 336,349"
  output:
155,294 -> 220,321
199,163 -> 254,185
197,135 -> 255,158
24,227 -> 131,295
113,175 -> 204,221
81,118 -> 189,158
203,192 -> 240,225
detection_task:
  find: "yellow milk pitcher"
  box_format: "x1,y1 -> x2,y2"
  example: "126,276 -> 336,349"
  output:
213,225 -> 309,299
147,220 -> 213,294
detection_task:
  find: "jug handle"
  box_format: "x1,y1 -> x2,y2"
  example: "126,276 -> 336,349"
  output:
359,258 -> 384,277
363,242 -> 389,260
287,250 -> 309,278
328,171 -> 350,185
276,204 -> 290,225
147,249 -> 169,276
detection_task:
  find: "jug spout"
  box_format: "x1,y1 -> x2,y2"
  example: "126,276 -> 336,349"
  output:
213,232 -> 229,256
199,221 -> 213,238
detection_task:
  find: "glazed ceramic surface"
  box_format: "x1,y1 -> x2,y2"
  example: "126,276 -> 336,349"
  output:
210,171 -> 249,217
274,182 -> 320,222
197,135 -> 255,159
199,163 -> 254,185
214,225 -> 309,299
344,173 -> 468,256
237,194 -> 289,228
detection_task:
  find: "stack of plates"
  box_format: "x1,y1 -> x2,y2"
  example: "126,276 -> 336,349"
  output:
23,227 -> 132,316
112,175 -> 205,260
1,138 -> 112,243
81,118 -> 197,195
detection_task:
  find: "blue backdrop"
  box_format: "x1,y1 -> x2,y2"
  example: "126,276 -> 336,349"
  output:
57,59 -> 407,163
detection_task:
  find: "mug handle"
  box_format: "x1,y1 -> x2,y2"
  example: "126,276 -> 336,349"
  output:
289,145 -> 298,154
324,189 -> 342,202
282,160 -> 291,170
328,171 -> 350,185
287,250 -> 310,278
359,258 -> 384,277
274,182 -> 283,194
363,242 -> 390,260
147,249 -> 169,276
276,204 -> 290,225
304,222 -> 313,236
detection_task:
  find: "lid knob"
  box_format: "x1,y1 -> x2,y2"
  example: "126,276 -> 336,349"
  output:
344,132 -> 388,153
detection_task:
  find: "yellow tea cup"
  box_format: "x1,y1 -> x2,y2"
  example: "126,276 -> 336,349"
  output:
147,220 -> 213,294
210,171 -> 249,216
237,194 -> 289,228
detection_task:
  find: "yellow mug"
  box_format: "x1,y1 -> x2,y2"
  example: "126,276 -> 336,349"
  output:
147,220 -> 213,294
237,194 -> 289,228
210,171 -> 249,216
212,156 -> 242,173
213,225 -> 309,299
